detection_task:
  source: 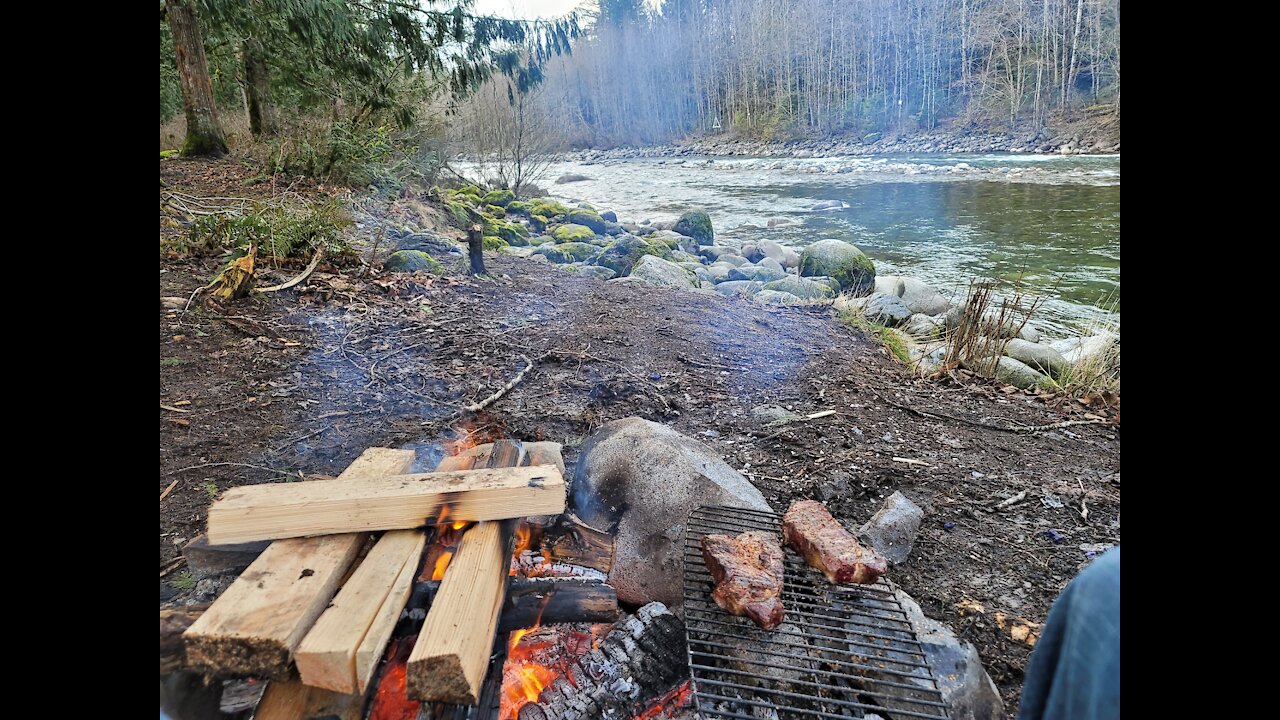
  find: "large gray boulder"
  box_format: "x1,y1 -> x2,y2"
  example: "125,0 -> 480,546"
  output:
799,239 -> 876,296
628,255 -> 699,289
863,292 -> 913,326
714,280 -> 765,297
1003,338 -> 1069,377
994,356 -> 1050,389
757,256 -> 786,274
876,275 -> 952,315
758,240 -> 788,264
1051,331 -> 1119,367
697,245 -> 738,262
858,491 -> 924,565
673,209 -> 714,246
753,290 -> 804,306
714,253 -> 750,268
728,264 -> 788,283
571,418 -> 770,608
763,275 -> 836,300
903,313 -> 945,340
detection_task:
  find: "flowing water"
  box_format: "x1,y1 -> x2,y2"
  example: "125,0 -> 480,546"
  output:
532,153 -> 1119,336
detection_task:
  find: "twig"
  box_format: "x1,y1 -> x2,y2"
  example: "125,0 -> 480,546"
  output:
160,479 -> 179,503
160,557 -> 187,578
892,457 -> 930,467
259,247 -> 324,292
160,404 -> 190,414
874,391 -> 1111,434
161,462 -> 295,478
463,354 -> 533,413
361,226 -> 387,278
992,490 -> 1028,510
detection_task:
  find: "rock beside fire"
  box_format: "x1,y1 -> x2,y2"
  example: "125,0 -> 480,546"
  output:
858,491 -> 924,565
572,417 -> 771,608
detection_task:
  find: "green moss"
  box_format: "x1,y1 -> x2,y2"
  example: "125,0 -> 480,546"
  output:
482,235 -> 509,251
445,201 -> 472,228
482,189 -> 516,207
567,210 -> 605,234
530,198 -> 571,218
596,236 -> 673,276
160,149 -> 180,159
506,200 -> 532,215
180,131 -> 228,158
552,223 -> 597,243
457,185 -> 482,199
673,209 -> 714,245
534,242 -> 599,263
837,310 -> 909,364
530,214 -> 549,231
486,204 -> 507,218
384,250 -> 443,273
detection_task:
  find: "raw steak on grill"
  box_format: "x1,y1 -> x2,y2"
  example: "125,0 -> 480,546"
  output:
701,531 -> 786,630
783,500 -> 888,584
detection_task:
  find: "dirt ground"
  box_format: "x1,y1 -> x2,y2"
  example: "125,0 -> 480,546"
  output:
159,159 -> 1120,715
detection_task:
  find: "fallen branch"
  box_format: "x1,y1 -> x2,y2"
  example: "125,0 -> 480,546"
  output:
259,247 -> 324,293
463,354 -> 532,413
991,490 -> 1028,511
161,462 -> 296,478
160,479 -> 179,504
875,392 -> 1112,435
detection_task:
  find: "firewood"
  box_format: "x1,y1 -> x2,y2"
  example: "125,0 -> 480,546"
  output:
254,668 -> 364,720
160,603 -> 210,675
206,464 -> 565,544
407,520 -> 510,704
184,448 -> 415,678
295,530 -> 426,693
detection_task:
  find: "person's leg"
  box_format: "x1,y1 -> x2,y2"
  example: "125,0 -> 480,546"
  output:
1017,547 -> 1120,720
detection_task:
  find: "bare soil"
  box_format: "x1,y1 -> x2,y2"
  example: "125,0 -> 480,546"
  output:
159,158 -> 1120,715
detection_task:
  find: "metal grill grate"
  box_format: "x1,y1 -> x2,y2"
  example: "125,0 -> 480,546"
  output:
683,505 -> 950,720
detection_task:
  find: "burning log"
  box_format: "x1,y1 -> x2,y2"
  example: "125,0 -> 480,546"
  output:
295,529 -> 428,693
184,448 -> 416,678
206,464 -> 566,545
516,603 -> 690,720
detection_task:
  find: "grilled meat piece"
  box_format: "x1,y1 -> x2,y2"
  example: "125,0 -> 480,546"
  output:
701,531 -> 786,630
783,500 -> 888,584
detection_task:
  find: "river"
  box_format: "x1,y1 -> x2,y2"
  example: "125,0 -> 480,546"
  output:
534,153 -> 1119,336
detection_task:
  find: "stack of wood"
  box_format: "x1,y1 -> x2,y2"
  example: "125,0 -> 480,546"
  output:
166,439 -> 620,719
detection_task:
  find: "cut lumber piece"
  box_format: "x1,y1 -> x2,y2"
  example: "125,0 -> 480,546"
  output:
254,669 -> 363,720
354,534 -> 423,694
182,534 -> 270,578
206,464 -> 566,544
160,603 -> 210,674
523,441 -> 566,476
296,530 -> 426,693
406,520 -> 509,704
184,448 -> 415,678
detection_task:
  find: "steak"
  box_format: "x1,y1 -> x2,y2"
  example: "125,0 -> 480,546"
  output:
783,500 -> 888,584
701,531 -> 786,630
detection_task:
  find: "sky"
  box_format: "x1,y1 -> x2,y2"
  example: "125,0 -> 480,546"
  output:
471,0 -> 593,20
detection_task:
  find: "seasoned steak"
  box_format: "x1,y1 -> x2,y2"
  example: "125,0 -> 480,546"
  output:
783,500 -> 888,584
701,531 -> 786,630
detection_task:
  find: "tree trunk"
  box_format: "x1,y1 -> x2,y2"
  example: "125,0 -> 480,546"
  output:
243,38 -> 278,138
467,224 -> 487,275
168,0 -> 228,156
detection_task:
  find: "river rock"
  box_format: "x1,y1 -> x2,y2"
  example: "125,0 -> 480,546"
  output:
697,245 -> 738,262
646,229 -> 698,254
728,264 -> 788,283
740,242 -> 764,263
715,253 -> 750,267
1051,331 -> 1119,367
595,235 -> 673,276
763,275 -> 835,300
754,290 -> 804,306
678,261 -> 710,283
807,276 -> 841,293
1017,323 -> 1042,343
833,295 -> 870,313
673,209 -> 714,246
575,265 -> 616,281
875,275 -> 952,315
799,239 -> 876,296
555,173 -> 591,184
384,250 -> 442,273
1003,338 -> 1069,377
859,491 -> 924,565
863,292 -> 913,326
714,280 -> 765,297
628,255 -> 699,289
888,583 -> 1007,720
706,263 -> 734,282
533,242 -> 599,264
766,217 -> 800,228
994,356 -> 1050,389
758,240 -> 788,263
392,230 -> 462,257
571,418 -> 770,608
903,313 -> 945,339
600,210 -> 618,222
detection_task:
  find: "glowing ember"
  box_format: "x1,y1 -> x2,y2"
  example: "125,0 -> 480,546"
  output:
498,623 -> 611,720
367,637 -> 420,720
451,520 -> 467,530
430,551 -> 453,581
632,679 -> 694,720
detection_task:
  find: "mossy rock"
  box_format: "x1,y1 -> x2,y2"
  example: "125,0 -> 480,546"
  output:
444,201 -> 472,228
552,223 -> 597,243
496,221 -> 531,246
457,185 -> 482,199
506,200 -> 532,215
799,239 -> 876,296
384,250 -> 443,273
534,242 -> 599,263
482,189 -> 516,207
530,214 -> 550,231
673,209 -> 714,246
567,210 -> 606,234
486,204 -> 507,218
482,235 -> 509,251
596,235 -> 674,276
530,198 -> 571,218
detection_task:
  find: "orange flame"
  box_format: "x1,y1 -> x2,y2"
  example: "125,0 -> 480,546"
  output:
452,520 -> 467,530
431,551 -> 453,581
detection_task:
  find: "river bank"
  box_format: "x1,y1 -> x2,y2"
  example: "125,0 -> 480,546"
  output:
549,114 -> 1120,162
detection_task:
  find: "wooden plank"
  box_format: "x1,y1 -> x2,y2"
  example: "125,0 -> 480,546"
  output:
296,530 -> 426,693
254,668 -> 363,720
353,535 -> 422,694
182,534 -> 270,578
184,448 -> 415,678
207,464 -> 566,545
523,441 -> 565,476
160,603 -> 210,674
406,520 -> 509,704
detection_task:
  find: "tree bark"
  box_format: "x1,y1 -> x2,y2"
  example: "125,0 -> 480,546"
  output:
168,0 -> 228,156
467,224 -> 487,275
243,38 -> 278,138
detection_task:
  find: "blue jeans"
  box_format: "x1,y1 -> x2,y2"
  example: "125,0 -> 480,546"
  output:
1017,547 -> 1120,720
